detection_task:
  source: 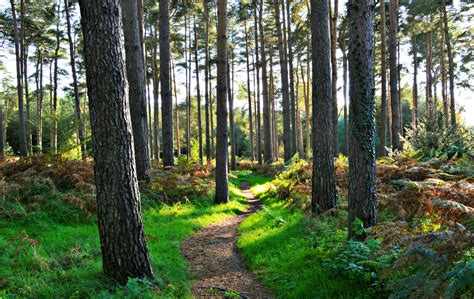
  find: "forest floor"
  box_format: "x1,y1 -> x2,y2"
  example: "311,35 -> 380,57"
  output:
181,181 -> 273,298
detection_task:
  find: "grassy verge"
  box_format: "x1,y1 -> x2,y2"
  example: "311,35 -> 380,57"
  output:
236,175 -> 384,298
0,180 -> 248,298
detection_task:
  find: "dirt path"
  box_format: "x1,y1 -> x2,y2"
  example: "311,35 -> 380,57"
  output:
181,182 -> 273,298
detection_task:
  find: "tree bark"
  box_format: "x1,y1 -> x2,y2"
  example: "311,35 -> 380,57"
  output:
379,0 -> 388,156
442,0 -> 456,128
259,0 -> 273,164
412,33 -> 418,131
347,0 -> 377,239
253,1 -> 262,165
426,31 -> 433,126
160,0 -> 174,167
152,25 -> 161,162
51,2 -> 60,155
193,18 -> 203,165
204,2 -> 211,162
269,45 -> 279,160
285,0 -> 297,157
330,0 -> 339,156
215,0 -> 229,204
389,0 -> 401,150
244,20 -> 255,161
65,0 -> 87,159
11,0 -> 28,157
440,19 -> 449,131
310,0 -> 336,214
20,0 -> 32,155
78,0 -> 154,283
172,60 -> 180,157
227,57 -> 236,170
36,46 -> 43,152
275,0 -> 292,161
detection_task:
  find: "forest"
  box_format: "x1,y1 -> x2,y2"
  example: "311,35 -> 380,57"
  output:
0,0 -> 473,297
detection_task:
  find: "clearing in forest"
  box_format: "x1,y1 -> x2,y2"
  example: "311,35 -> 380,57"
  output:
181,182 -> 273,298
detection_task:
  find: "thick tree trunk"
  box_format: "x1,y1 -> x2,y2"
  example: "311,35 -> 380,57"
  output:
78,0 -> 154,283
442,0 -> 456,128
65,0 -> 87,159
152,25 -> 161,162
259,0 -> 273,163
253,1 -> 262,164
215,0 -> 229,204
389,0 -> 401,150
412,34 -> 418,131
204,3 -> 211,162
11,0 -> 28,157
347,0 -> 377,239
160,0 -> 174,167
310,0 -> 336,214
330,0 -> 339,156
193,19 -> 203,164
378,0 -> 388,156
275,0 -> 292,161
244,20 -> 255,161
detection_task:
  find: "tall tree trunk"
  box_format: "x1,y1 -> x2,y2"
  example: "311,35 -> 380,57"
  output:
330,0 -> 339,156
397,40 -> 403,134
204,2 -> 211,162
20,1 -> 32,155
186,13 -> 192,161
259,0 -> 272,163
295,61 -> 304,156
300,59 -> 310,159
227,57 -> 236,170
310,0 -> 336,214
193,18 -> 203,164
389,0 -> 401,150
36,46 -> 43,152
442,0 -> 456,128
412,33 -> 418,131
172,60 -> 180,157
152,25 -> 161,162
160,0 -> 174,167
275,0 -> 292,161
379,0 -> 388,156
65,0 -> 87,159
426,31 -> 433,126
285,0 -> 297,157
51,2 -> 60,155
342,49 -> 348,156
253,1 -> 262,164
215,0 -> 229,204
440,21 -> 449,131
244,20 -> 255,161
78,0 -> 154,283
347,0 -> 377,239
0,97 -> 3,159
305,48 -> 311,159
11,0 -> 28,157
269,45 -> 279,160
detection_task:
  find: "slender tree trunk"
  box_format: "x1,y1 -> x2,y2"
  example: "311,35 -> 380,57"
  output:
379,0 -> 388,156
347,0 -> 377,239
253,1 -> 262,164
215,0 -> 229,204
78,0 -> 154,283
259,0 -> 272,163
275,0 -> 292,161
152,25 -> 161,162
193,18 -> 203,164
11,0 -> 28,157
442,0 -> 456,128
330,0 -> 339,156
426,31 -> 433,126
36,47 -> 43,152
269,45 -> 279,160
172,60 -> 180,157
0,97 -> 3,159
310,0 -> 336,214
65,0 -> 87,159
20,1 -> 32,155
187,13 -> 192,161
305,48 -> 311,159
244,20 -> 255,161
210,63 -> 215,159
160,0 -> 174,167
440,22 -> 449,131
412,33 -> 418,131
342,49 -> 348,156
301,61 -> 310,159
295,61 -> 303,156
389,0 -> 401,150
204,3 -> 211,162
51,2 -> 60,155
397,40 -> 403,134
227,57 -> 236,170
285,0 -> 297,157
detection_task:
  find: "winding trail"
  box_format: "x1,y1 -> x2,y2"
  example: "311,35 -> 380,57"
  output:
181,182 -> 273,298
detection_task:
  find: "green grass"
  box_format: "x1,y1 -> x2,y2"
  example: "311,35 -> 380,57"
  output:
0,180 -> 248,298
236,175 -> 383,298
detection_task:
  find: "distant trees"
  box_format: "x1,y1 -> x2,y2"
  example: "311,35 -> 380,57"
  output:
310,0 -> 336,214
347,0 -> 377,239
215,0 -> 229,204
